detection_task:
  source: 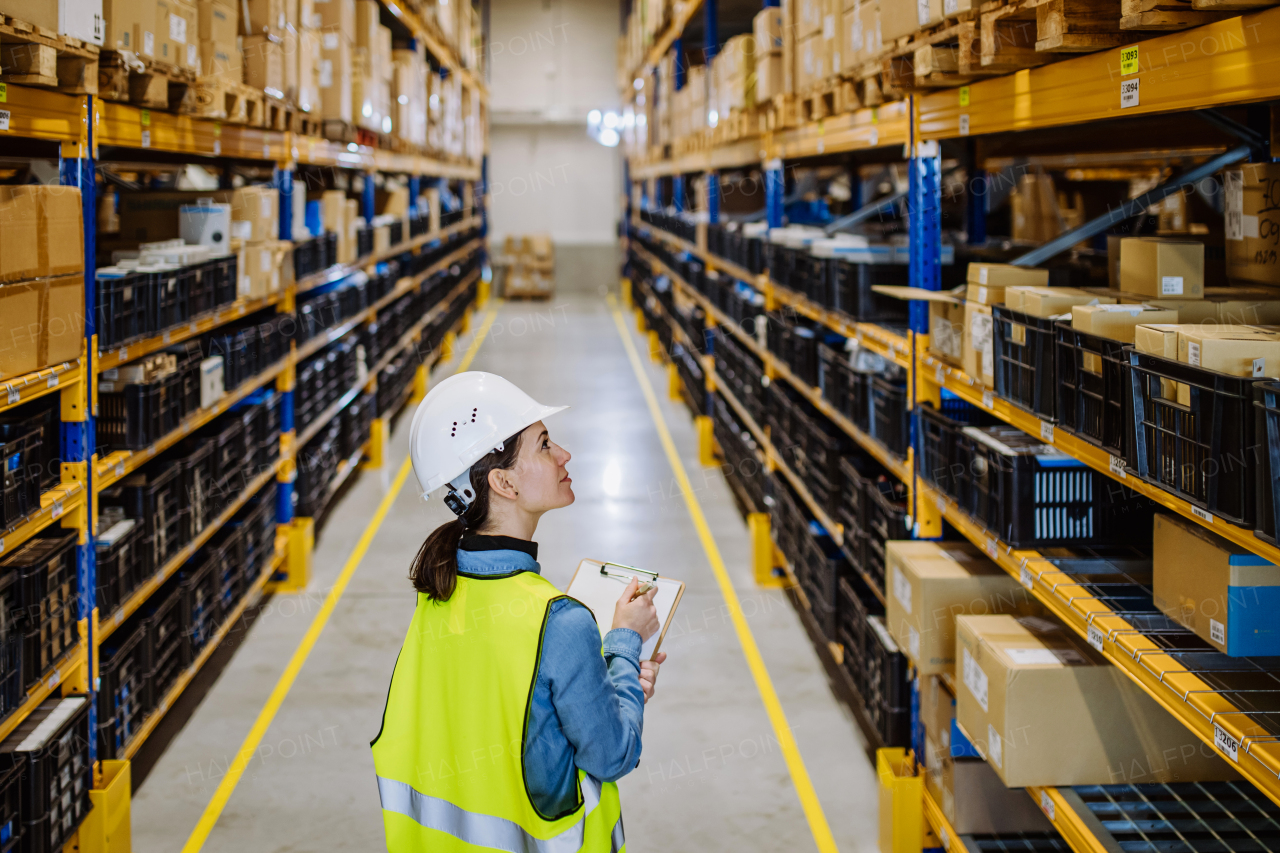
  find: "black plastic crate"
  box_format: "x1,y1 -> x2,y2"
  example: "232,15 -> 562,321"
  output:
870,377 -> 909,459
210,417 -> 248,484
95,517 -> 145,620
119,461 -> 183,570
1130,349 -> 1261,528
0,695 -> 92,853
141,581 -> 187,712
864,615 -> 910,747
916,395 -> 1002,500
0,572 -> 22,720
96,271 -> 146,350
993,306 -> 1057,421
829,260 -> 909,325
0,424 -> 40,528
97,621 -> 146,760
3,532 -> 76,693
180,553 -> 220,655
1256,382 -> 1280,545
965,425 -> 1153,549
863,478 -> 909,590
356,224 -> 373,259
175,439 -> 214,540
1056,322 -> 1131,459
0,760 -> 20,853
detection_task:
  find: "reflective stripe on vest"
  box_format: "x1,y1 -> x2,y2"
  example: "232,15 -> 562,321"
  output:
376,774 -> 623,853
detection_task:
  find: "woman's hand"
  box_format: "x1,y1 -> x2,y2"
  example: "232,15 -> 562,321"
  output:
640,651 -> 667,704
612,578 -> 659,640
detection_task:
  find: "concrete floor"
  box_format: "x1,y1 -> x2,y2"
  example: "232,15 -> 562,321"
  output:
131,260 -> 878,852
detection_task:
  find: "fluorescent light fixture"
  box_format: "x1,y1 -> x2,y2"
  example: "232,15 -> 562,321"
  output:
599,127 -> 619,147
637,114 -> 647,126
588,109 -> 601,125
603,111 -> 618,129
708,109 -> 719,127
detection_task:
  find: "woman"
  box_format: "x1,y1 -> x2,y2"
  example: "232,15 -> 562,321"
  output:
372,371 -> 665,852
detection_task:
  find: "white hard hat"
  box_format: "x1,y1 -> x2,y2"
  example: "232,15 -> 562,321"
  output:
408,371 -> 567,513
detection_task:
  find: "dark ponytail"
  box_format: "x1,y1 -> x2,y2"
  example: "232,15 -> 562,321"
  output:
410,429 -> 525,600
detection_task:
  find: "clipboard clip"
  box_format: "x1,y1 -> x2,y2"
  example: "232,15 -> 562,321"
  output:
599,562 -> 657,582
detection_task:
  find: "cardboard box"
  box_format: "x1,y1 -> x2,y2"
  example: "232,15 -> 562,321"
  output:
796,0 -> 824,37
355,0 -> 379,48
956,614 -> 1237,786
1177,326 -> 1280,379
842,7 -> 863,69
879,0 -> 919,44
859,0 -> 881,57
245,0 -> 285,32
0,191 -> 38,283
45,273 -> 85,365
170,0 -> 198,70
885,541 -> 1035,676
754,6 -> 783,52
39,186 -> 83,277
197,0 -> 235,43
917,0 -> 944,28
755,52 -> 784,100
218,186 -> 279,242
1225,164 -> 1280,286
1153,514 -> 1280,657
1120,237 -> 1205,299
198,38 -> 238,77
1135,322 -> 1184,400
243,33 -> 284,94
313,0 -> 352,37
1071,305 -> 1180,343
319,34 -> 352,121
104,0 -> 155,53
962,300 -> 993,385
154,0 -> 172,62
239,241 -> 281,297
795,33 -> 828,90
3,0 -> 103,43
0,281 -> 42,377
967,263 -> 1049,289
943,757 -> 1055,834
297,26 -> 321,112
1006,286 -> 1115,318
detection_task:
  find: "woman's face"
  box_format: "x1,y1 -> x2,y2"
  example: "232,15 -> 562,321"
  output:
509,421 -> 574,511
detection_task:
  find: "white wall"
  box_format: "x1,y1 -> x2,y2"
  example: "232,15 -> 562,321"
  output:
487,0 -> 621,246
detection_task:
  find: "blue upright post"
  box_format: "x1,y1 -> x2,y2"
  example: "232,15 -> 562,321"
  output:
707,171 -> 720,224
673,39 -> 685,91
765,159 -> 784,228
672,175 -> 684,213
60,94 -> 96,757
703,326 -> 715,417
966,138 -> 986,245
704,0 -> 719,66
409,175 -> 421,218
274,166 -> 293,240
362,171 -> 376,222
276,382 -> 294,525
908,145 -> 942,333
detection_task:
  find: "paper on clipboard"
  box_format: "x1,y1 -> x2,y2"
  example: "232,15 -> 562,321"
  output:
565,558 -> 684,661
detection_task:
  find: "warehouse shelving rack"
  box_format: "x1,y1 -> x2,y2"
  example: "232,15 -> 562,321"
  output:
623,0 -> 1280,841
0,4 -> 488,841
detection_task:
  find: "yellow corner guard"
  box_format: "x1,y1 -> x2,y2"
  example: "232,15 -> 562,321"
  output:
748,512 -> 786,588
267,518 -> 315,594
620,277 -> 632,308
440,330 -> 458,363
667,363 -> 681,401
408,363 -> 429,405
635,307 -> 646,335
695,415 -> 715,467
364,417 -> 390,470
878,748 -> 924,853
80,760 -> 130,853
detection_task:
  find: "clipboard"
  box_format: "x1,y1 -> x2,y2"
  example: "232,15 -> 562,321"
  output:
565,559 -> 685,661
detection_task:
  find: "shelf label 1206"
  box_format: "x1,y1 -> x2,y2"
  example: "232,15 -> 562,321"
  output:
1121,78 -> 1140,109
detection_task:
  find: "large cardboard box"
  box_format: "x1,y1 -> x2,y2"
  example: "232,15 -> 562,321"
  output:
355,0 -> 380,48
1120,237 -> 1205,299
1153,514 -> 1280,657
879,0 -> 918,43
859,0 -> 881,57
0,281 -> 42,378
956,614 -> 1237,786
795,33 -> 828,90
154,0 -> 173,63
1225,164 -> 1280,286
197,0 -> 235,43
967,263 -> 1048,289
4,0 -> 103,43
754,6 -> 783,52
39,186 -> 84,277
962,300 -> 993,385
755,52 -> 784,100
45,273 -> 85,365
104,0 -> 155,54
942,757 -> 1055,834
297,27 -> 321,112
243,33 -> 284,93
796,0 -> 824,37
314,0 -> 352,37
885,541 -> 1035,676
199,38 -> 238,78
0,191 -> 38,283
319,33 -> 352,121
218,186 -> 279,242
245,0 -> 285,32
170,0 -> 198,70
1177,326 -> 1280,379
1071,305 -> 1180,343
1135,322 -> 1184,400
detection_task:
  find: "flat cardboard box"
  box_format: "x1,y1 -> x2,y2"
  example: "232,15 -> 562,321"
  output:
967,263 -> 1049,289
1225,164 -> 1280,286
754,6 -> 783,52
962,300 -> 994,385
243,33 -> 283,93
45,273 -> 85,365
1006,286 -> 1115,318
886,541 -> 1036,676
0,281 -> 42,377
1119,237 -> 1205,299
1153,514 -> 1280,657
1071,304 -> 1180,343
197,0 -> 235,42
0,190 -> 39,283
956,614 -> 1237,787
1177,326 -> 1280,378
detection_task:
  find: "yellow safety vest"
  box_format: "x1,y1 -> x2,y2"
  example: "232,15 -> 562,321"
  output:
372,570 -> 625,852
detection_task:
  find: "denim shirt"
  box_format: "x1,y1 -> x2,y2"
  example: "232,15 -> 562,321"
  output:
455,541 -> 645,817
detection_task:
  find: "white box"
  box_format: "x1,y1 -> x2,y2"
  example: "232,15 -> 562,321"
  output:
200,356 -> 224,408
179,200 -> 231,252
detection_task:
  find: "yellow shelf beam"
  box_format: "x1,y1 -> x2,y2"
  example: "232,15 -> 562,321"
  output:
96,294 -> 283,374
0,484 -> 86,563
0,361 -> 83,418
0,640 -> 87,744
625,0 -> 704,94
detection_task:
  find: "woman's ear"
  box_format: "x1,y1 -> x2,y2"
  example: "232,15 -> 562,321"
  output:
487,466 -> 519,501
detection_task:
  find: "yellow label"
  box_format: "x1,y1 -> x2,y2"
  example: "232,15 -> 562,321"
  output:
871,107 -> 879,125
959,86 -> 970,107
141,109 -> 150,126
214,121 -> 222,137
818,119 -> 825,136
0,83 -> 8,103
1120,46 -> 1139,76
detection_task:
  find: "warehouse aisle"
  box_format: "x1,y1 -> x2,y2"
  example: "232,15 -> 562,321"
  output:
131,274 -> 877,852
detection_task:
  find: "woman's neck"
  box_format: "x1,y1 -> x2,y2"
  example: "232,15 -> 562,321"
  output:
477,507 -> 540,541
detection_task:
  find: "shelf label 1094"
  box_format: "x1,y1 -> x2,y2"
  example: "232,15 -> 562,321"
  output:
1121,78 -> 1140,109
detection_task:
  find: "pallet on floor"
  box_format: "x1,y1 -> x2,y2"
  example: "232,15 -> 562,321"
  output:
0,15 -> 99,94
99,51 -> 196,110
182,75 -> 267,125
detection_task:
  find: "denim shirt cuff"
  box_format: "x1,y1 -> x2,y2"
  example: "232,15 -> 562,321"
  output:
602,629 -> 642,669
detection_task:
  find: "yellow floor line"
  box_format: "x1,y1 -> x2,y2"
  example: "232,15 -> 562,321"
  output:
608,298 -> 840,853
181,304 -> 500,853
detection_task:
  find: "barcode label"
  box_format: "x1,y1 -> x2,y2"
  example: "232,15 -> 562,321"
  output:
959,114 -> 970,136
119,347 -> 127,360
936,364 -> 945,383
1020,565 -> 1033,590
0,110 -> 10,132
986,538 -> 998,559
1088,624 -> 1105,651
114,610 -> 123,625
1109,455 -> 1127,478
988,724 -> 1003,767
962,648 -> 989,711
163,330 -> 171,343
936,494 -> 946,511
46,376 -> 57,388
51,500 -> 63,519
5,388 -> 17,405
1040,790 -> 1056,820
115,462 -> 125,477
46,670 -> 59,689
940,827 -> 951,851
1192,506 -> 1213,524
213,139 -> 221,156
1121,78 -> 1140,108
1210,618 -> 1225,644
982,390 -> 994,409
1040,421 -> 1054,442
141,129 -> 151,148
1215,722 -> 1240,762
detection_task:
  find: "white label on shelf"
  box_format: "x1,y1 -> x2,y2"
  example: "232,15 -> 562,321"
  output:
141,129 -> 150,148
1210,618 -> 1225,645
979,267 -> 989,285
1121,77 -> 1139,109
5,388 -> 16,405
1225,170 -> 1244,240
987,538 -> 999,560
1191,505 -> 1213,524
115,462 -> 124,477
0,538 -> 5,555
1039,791 -> 1056,821
51,500 -> 62,519
892,565 -> 912,613
962,647 -> 988,711
1020,564 -> 1033,590
868,127 -> 878,146
0,111 -> 10,132
1109,454 -> 1127,478
939,827 -> 951,852
1253,358 -> 1266,378
935,364 -> 945,383
1214,722 -> 1240,762
189,321 -> 197,334
163,330 -> 171,343
46,375 -> 57,388
936,494 -> 946,512
1088,623 -> 1105,652
213,139 -> 221,156
46,670 -> 59,689
114,610 -> 122,625
982,389 -> 994,410
1040,420 -> 1054,442
987,724 -> 1003,767
1161,275 -> 1184,296
119,347 -> 127,360
908,625 -> 920,661
959,114 -> 970,136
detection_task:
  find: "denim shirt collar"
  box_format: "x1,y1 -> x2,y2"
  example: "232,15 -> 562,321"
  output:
456,547 -> 542,577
